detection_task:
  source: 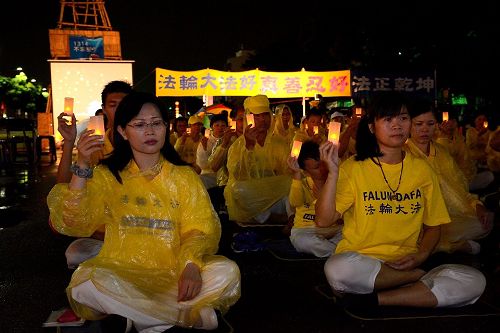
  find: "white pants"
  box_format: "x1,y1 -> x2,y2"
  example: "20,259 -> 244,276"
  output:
290,228 -> 342,258
469,170 -> 494,191
65,238 -> 103,269
324,251 -> 486,307
71,258 -> 240,332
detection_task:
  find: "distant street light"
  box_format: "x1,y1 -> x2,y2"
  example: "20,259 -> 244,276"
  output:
30,79 -> 36,83
16,67 -> 23,71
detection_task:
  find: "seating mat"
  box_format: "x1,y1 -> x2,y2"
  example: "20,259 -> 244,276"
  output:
265,238 -> 327,261
344,301 -> 500,320
314,283 -> 500,320
235,221 -> 286,228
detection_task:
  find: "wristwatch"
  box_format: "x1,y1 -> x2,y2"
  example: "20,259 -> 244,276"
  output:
70,163 -> 93,179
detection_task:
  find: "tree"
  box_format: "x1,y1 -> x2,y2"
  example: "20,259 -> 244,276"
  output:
0,73 -> 47,118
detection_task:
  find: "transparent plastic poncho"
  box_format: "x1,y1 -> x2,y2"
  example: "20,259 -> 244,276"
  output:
224,131 -> 291,222
405,140 -> 490,252
47,159 -> 240,325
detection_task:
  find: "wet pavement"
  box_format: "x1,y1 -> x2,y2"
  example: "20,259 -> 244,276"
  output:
0,153 -> 499,333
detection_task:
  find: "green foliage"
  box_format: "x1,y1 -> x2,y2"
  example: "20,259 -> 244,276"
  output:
0,73 -> 47,117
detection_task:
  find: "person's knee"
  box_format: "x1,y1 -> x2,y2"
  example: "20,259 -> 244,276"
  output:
428,264 -> 486,307
465,267 -> 487,299
324,252 -> 358,288
226,260 -> 240,280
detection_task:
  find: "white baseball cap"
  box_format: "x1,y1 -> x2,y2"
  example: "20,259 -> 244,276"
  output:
330,111 -> 346,119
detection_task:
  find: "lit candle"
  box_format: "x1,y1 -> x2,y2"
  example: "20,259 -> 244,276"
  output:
484,121 -> 488,129
186,127 -> 191,134
246,114 -> 254,127
442,112 -> 449,122
328,121 -> 342,145
64,97 -> 74,115
87,115 -> 105,142
355,107 -> 362,117
230,119 -> 236,130
291,140 -> 303,158
313,125 -> 319,135
204,129 -> 211,138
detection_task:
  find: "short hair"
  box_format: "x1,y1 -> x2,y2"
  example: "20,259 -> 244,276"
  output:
210,114 -> 229,127
101,80 -> 133,105
297,141 -> 320,170
306,108 -> 323,120
408,98 -> 437,120
172,116 -> 188,133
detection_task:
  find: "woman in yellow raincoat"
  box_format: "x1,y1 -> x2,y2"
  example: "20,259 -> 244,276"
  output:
272,104 -> 297,147
47,92 -> 240,332
405,101 -> 493,254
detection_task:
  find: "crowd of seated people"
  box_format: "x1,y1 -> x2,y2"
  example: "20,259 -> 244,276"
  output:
48,90 -> 499,331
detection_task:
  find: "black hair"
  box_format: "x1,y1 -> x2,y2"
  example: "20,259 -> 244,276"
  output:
101,80 -> 133,106
101,92 -> 187,184
408,98 -> 437,120
355,92 -> 410,161
172,116 -> 188,133
210,114 -> 229,127
306,108 -> 323,120
297,140 -> 320,170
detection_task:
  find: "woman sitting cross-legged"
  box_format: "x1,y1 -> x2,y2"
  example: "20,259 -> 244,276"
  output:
405,99 -> 493,255
315,92 -> 486,308
47,92 -> 241,332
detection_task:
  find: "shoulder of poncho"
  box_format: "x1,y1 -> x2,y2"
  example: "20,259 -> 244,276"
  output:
163,162 -> 198,182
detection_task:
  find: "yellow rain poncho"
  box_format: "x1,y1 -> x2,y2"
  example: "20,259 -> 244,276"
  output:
405,139 -> 490,253
273,104 -> 297,147
47,159 -> 240,326
292,127 -> 326,145
486,127 -> 500,172
175,135 -> 202,164
224,132 -> 291,223
436,128 -> 476,183
466,127 -> 491,165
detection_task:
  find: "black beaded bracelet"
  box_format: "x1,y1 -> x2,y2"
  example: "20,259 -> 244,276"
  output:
70,163 -> 93,179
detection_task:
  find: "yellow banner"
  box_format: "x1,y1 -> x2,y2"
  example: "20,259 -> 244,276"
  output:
156,68 -> 351,97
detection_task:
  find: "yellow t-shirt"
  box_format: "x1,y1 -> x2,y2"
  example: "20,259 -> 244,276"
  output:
335,153 -> 450,261
289,178 -> 316,228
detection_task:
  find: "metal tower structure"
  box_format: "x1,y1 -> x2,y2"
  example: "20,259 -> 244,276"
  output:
57,0 -> 112,30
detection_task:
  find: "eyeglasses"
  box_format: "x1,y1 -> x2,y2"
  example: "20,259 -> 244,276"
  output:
127,120 -> 167,131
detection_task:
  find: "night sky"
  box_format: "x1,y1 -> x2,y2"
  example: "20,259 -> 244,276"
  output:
1,1 -> 498,99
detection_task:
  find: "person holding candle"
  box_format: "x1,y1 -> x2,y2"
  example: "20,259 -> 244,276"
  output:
464,113 -> 496,192
47,92 -> 241,332
175,115 -> 204,174
53,80 -> 133,269
466,114 -> 492,170
224,95 -> 293,225
196,114 -> 230,189
169,116 -> 188,146
287,140 -> 343,257
436,110 -> 477,184
405,99 -> 493,255
201,108 -> 244,217
273,104 -> 297,147
292,108 -> 326,145
315,91 -> 485,309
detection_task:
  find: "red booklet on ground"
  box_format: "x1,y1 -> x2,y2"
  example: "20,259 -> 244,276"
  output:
42,308 -> 85,327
